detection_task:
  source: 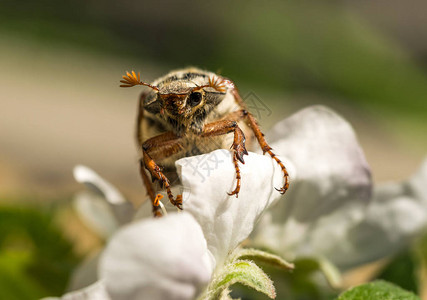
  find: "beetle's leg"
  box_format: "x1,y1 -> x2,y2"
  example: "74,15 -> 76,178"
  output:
139,162 -> 163,217
140,131 -> 184,216
231,89 -> 290,194
201,120 -> 248,197
246,113 -> 290,193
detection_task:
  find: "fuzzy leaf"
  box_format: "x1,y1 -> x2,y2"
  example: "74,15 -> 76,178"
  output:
204,260 -> 276,300
337,280 -> 420,300
318,258 -> 342,289
291,257 -> 342,289
218,288 -> 238,300
230,248 -> 294,271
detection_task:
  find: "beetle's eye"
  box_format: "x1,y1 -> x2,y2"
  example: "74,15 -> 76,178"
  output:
188,92 -> 202,107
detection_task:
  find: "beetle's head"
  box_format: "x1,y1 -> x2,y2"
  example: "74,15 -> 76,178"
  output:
156,81 -> 210,119
121,71 -> 229,133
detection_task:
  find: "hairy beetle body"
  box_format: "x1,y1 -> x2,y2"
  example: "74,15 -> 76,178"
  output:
120,67 -> 289,217
137,68 -> 251,169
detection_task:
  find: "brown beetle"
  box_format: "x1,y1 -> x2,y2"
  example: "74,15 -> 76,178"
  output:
121,68 -> 289,217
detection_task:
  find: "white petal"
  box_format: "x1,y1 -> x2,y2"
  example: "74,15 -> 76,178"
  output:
73,191 -> 119,239
132,198 -> 155,220
67,251 -> 101,292
99,212 -> 211,300
251,106 -> 372,258
331,157 -> 427,270
74,165 -> 125,205
43,281 -> 109,300
176,149 -> 287,267
73,165 -> 134,225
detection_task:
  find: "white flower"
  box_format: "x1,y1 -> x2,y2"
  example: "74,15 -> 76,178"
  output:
251,105 -> 427,271
333,158 -> 427,270
100,212 -> 211,300
72,165 -> 135,239
54,105 -> 426,299
58,148 -> 288,299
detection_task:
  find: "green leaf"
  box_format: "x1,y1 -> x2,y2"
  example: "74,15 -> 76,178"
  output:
376,251 -> 418,294
218,288 -> 239,300
0,205 -> 80,298
416,233 -> 427,298
240,256 -> 341,300
337,280 -> 421,300
317,258 -> 342,289
0,251 -> 48,299
293,257 -> 342,289
231,248 -> 294,271
202,260 -> 276,300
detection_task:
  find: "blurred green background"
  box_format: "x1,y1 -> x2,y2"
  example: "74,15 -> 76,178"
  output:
0,0 -> 426,298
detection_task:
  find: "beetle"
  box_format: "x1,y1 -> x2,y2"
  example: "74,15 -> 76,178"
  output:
120,68 -> 289,217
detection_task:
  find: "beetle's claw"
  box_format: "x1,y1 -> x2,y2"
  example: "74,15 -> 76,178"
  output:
227,188 -> 240,198
153,205 -> 163,217
171,194 -> 183,210
275,185 -> 288,195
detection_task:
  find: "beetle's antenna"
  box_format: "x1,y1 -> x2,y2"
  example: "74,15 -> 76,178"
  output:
208,76 -> 226,92
191,76 -> 226,93
120,71 -> 159,91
